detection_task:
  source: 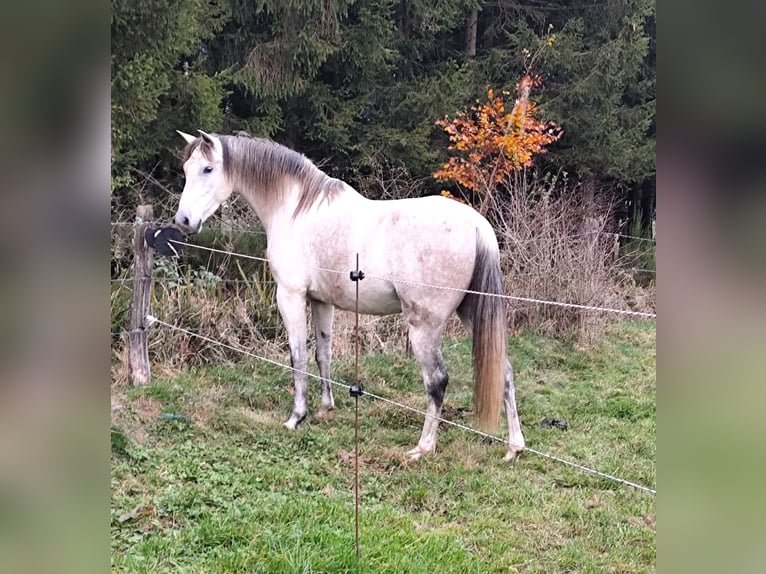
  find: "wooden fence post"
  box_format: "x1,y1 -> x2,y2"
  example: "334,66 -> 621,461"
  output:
129,205 -> 154,386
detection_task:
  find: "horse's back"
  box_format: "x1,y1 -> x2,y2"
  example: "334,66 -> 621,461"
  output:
372,195 -> 495,267
295,192 -> 495,316
388,195 -> 489,290
355,195 -> 489,313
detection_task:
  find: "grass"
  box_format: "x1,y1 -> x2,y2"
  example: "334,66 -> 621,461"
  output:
111,321 -> 655,573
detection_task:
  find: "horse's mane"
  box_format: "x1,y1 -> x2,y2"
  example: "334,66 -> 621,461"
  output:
182,134 -> 344,218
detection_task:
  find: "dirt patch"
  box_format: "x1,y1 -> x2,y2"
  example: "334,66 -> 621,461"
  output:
111,391 -> 163,446
187,384 -> 229,430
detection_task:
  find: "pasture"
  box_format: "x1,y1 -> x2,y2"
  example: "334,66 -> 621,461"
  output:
111,320 -> 655,573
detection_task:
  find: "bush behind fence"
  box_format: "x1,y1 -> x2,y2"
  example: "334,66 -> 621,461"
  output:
111,196 -> 654,378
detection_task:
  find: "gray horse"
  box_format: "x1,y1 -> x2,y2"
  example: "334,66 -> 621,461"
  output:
174,130 -> 525,460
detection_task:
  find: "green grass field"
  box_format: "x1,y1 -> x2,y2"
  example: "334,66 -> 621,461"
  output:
111,322 -> 655,573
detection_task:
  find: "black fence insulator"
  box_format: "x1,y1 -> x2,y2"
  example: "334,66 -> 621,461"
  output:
144,226 -> 184,257
349,384 -> 364,397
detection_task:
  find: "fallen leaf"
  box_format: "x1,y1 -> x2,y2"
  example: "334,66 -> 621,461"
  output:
118,503 -> 155,523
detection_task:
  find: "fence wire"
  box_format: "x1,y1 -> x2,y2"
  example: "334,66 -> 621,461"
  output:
168,239 -> 656,319
113,221 -> 656,496
146,314 -> 656,496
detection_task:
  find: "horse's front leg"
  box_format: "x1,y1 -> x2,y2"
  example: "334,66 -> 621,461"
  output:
277,287 -> 309,430
311,300 -> 335,417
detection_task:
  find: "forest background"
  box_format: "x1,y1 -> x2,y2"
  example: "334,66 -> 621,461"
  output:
111,0 -> 655,231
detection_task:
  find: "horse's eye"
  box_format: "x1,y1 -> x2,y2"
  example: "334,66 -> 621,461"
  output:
203,166 -> 213,174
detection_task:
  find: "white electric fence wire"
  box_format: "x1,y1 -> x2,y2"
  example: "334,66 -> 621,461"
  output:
111,221 -> 654,244
169,240 -> 656,319
614,233 -> 656,243
146,315 -> 656,496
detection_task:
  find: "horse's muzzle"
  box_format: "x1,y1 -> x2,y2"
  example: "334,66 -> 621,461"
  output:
174,213 -> 202,235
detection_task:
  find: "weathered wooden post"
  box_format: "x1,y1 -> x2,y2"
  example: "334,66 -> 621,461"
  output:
129,205 -> 154,386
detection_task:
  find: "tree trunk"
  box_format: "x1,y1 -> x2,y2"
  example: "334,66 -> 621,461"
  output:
640,175 -> 656,234
582,178 -> 600,247
466,8 -> 478,58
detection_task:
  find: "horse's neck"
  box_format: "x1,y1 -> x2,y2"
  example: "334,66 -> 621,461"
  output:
238,185 -> 294,235
240,179 -> 357,234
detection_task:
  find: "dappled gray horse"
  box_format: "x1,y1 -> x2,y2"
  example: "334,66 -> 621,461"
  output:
174,130 -> 525,460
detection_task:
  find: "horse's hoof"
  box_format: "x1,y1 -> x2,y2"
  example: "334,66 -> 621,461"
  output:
318,402 -> 335,414
406,448 -> 424,461
406,446 -> 432,461
283,415 -> 305,430
316,407 -> 335,421
503,445 -> 525,461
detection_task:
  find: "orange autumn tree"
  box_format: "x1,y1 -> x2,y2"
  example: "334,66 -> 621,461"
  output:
434,76 -> 562,216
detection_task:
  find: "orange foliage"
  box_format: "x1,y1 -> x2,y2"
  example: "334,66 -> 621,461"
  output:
439,189 -> 466,204
434,76 -> 562,210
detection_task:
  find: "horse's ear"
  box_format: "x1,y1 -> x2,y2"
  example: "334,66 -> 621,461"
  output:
177,130 -> 197,145
197,130 -> 217,146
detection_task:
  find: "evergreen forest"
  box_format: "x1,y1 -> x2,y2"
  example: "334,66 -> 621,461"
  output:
111,0 -> 655,230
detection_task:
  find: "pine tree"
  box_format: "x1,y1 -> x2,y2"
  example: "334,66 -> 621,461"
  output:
110,0 -> 656,228
111,0 -> 229,202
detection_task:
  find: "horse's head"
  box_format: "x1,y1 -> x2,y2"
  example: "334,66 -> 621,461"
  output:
174,130 -> 232,234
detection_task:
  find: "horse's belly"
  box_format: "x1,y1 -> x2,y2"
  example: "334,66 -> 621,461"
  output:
356,293 -> 402,315
310,282 -> 402,315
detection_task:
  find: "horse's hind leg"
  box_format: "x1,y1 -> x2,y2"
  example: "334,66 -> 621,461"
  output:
407,323 -> 449,461
277,287 -> 309,430
503,359 -> 525,461
458,308 -> 524,460
311,300 -> 335,416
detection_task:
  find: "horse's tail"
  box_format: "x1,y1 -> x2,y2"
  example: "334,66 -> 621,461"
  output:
463,228 -> 506,432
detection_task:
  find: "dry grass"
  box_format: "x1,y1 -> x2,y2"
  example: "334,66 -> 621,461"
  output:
495,173 -> 655,344
111,171 -> 655,375
331,311 -> 410,356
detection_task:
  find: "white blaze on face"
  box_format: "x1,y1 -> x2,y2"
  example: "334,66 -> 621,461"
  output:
175,132 -> 232,233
